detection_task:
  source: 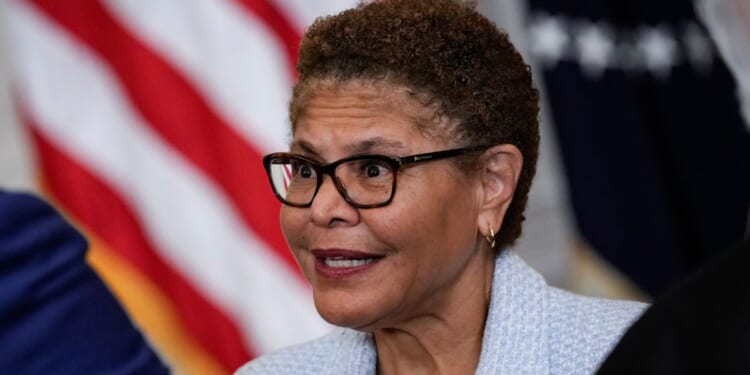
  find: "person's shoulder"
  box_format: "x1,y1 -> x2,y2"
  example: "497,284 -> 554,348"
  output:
545,287 -> 647,374
234,328 -> 368,374
599,241 -> 750,374
547,287 -> 647,328
0,190 -> 170,374
234,333 -> 337,374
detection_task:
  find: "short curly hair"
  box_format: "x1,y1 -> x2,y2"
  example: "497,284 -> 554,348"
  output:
290,0 -> 540,250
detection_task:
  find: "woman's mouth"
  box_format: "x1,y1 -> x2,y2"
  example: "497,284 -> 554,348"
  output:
323,256 -> 377,268
311,249 -> 383,278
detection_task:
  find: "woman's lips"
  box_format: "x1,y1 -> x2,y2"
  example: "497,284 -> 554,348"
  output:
310,249 -> 384,279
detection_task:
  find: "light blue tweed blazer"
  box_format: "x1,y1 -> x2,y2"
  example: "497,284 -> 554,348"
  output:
236,250 -> 646,374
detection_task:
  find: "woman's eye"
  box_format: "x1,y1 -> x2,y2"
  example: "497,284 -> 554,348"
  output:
367,165 -> 381,177
299,165 -> 312,178
362,162 -> 390,178
293,163 -> 316,179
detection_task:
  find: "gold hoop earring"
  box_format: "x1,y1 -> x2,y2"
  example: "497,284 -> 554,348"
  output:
485,225 -> 496,248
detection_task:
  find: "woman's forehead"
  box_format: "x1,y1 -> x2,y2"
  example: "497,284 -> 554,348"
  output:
290,136 -> 411,160
298,80 -> 421,114
291,79 -> 456,146
290,109 -> 426,158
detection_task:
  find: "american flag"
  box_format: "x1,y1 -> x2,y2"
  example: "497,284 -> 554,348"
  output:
4,0 -> 357,373
527,0 -> 750,296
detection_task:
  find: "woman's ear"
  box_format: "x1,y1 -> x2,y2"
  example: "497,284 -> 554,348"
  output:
476,144 -> 523,237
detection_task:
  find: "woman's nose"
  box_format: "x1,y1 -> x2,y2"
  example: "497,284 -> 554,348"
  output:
309,175 -> 359,227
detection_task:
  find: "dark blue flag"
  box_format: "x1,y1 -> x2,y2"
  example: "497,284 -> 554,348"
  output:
527,0 -> 750,296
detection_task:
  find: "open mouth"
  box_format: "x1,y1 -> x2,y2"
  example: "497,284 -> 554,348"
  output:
322,256 -> 378,268
311,249 -> 384,277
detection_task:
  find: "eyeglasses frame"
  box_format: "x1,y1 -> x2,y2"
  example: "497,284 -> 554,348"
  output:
263,145 -> 489,209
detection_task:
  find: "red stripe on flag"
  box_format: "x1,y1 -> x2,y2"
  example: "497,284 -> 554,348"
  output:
27,0 -> 298,276
26,123 -> 256,372
232,0 -> 301,77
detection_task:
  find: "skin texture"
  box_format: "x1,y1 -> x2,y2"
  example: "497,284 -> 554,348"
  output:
280,81 -> 523,375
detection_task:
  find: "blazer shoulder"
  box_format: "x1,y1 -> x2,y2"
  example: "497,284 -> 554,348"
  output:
546,287 -> 647,374
235,329 -> 366,374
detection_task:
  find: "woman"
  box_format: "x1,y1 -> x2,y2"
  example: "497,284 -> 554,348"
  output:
237,1 -> 645,374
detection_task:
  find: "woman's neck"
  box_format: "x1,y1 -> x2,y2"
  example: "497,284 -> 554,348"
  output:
373,249 -> 496,375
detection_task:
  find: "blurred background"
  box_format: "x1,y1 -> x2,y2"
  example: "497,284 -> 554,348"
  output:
0,0 -> 748,374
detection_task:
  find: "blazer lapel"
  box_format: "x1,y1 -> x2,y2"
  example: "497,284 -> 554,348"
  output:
322,329 -> 377,375
475,251 -> 550,374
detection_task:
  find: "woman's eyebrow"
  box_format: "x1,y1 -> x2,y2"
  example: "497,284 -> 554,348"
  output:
348,137 -> 407,154
291,140 -> 320,157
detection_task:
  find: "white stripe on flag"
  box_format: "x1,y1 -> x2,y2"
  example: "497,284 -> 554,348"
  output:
9,0 -> 330,353
103,0 -> 293,153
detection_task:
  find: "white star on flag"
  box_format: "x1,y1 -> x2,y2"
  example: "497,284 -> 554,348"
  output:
637,25 -> 679,79
575,21 -> 615,78
529,13 -> 569,68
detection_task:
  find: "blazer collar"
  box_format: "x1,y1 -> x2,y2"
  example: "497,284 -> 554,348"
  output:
476,250 -> 550,374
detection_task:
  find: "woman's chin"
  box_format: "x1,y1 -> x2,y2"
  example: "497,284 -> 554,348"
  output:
314,298 -> 383,331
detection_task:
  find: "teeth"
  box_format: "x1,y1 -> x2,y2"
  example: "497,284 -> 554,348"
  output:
323,257 -> 375,268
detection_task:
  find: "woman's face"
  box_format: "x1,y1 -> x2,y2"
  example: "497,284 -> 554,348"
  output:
281,82 -> 490,331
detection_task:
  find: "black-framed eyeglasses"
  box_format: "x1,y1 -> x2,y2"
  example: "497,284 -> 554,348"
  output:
263,145 -> 488,208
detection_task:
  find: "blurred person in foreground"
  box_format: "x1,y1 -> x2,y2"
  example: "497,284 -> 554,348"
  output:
598,216 -> 750,374
237,1 -> 645,374
0,190 -> 168,374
